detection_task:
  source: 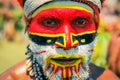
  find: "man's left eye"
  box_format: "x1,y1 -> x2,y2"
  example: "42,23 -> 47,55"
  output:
72,18 -> 88,27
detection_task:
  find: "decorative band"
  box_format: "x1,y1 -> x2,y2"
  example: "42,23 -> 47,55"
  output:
31,1 -> 94,18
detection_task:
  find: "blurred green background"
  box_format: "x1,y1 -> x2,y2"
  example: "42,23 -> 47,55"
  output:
0,0 -> 28,74
0,40 -> 28,74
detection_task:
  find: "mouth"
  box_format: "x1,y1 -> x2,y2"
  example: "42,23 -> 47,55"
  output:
46,54 -> 86,67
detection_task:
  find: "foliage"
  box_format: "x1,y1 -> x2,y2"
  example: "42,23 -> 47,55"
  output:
91,20 -> 112,68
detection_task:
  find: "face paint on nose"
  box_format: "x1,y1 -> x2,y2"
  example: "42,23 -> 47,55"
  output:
28,8 -> 96,49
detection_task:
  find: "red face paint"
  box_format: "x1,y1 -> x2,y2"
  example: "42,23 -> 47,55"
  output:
28,8 -> 96,49
29,8 -> 95,33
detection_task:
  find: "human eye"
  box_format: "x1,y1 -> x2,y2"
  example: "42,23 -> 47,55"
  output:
38,17 -> 60,28
72,18 -> 89,27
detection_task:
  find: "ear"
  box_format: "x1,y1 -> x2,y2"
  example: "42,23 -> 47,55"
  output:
17,0 -> 26,8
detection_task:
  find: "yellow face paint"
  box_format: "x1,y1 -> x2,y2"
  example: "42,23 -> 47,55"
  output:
32,1 -> 93,18
45,54 -> 86,67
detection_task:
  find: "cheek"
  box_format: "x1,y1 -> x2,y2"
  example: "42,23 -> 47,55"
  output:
28,20 -> 50,33
78,39 -> 95,55
78,45 -> 93,63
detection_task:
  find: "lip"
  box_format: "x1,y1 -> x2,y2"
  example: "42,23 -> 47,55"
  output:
51,58 -> 81,65
46,54 -> 86,67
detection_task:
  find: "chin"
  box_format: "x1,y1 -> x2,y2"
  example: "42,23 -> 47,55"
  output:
43,60 -> 90,80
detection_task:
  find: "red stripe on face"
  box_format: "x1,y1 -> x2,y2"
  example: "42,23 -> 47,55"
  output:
66,67 -> 69,78
88,49 -> 93,53
35,50 -> 47,54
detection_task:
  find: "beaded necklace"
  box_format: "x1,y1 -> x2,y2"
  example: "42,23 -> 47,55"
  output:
26,45 -> 47,80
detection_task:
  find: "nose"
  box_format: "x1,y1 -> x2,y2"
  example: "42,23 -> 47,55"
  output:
55,23 -> 79,50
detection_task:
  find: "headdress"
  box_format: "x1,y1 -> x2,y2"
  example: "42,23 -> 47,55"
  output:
17,0 -> 105,16
17,0 -> 105,28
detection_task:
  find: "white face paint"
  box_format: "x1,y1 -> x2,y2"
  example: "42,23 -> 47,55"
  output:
28,37 -> 96,80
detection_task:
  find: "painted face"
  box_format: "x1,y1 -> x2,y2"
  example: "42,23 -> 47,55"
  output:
28,8 -> 97,79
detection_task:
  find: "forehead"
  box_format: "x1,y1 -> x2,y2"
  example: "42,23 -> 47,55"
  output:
32,8 -> 94,20
31,1 -> 94,18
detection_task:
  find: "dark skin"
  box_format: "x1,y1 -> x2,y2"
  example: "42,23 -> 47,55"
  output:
0,60 -> 31,80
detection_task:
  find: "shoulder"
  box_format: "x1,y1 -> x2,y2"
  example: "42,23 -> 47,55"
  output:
97,69 -> 120,80
89,63 -> 120,80
0,60 -> 31,80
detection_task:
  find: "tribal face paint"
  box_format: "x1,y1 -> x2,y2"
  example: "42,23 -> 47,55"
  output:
28,8 -> 96,48
27,2 -> 97,80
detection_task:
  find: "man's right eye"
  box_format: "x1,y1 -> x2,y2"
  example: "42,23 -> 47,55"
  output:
38,18 -> 60,28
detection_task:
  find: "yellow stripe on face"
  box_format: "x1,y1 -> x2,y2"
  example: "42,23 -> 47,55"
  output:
29,30 -> 96,39
63,68 -> 66,78
29,32 -> 65,37
29,30 -> 96,48
71,30 -> 96,46
68,68 -> 72,78
32,1 -> 94,18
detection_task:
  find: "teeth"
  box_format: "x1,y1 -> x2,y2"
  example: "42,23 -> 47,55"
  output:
26,59 -> 33,72
46,54 -> 86,67
26,60 -> 32,68
26,59 -> 31,64
29,70 -> 34,76
27,67 -> 33,71
47,54 -> 86,61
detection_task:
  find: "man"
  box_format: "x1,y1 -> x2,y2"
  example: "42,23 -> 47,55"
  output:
0,0 -> 119,80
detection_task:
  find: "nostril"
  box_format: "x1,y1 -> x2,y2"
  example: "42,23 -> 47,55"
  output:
54,40 -> 79,50
73,46 -> 78,48
55,46 -> 63,49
